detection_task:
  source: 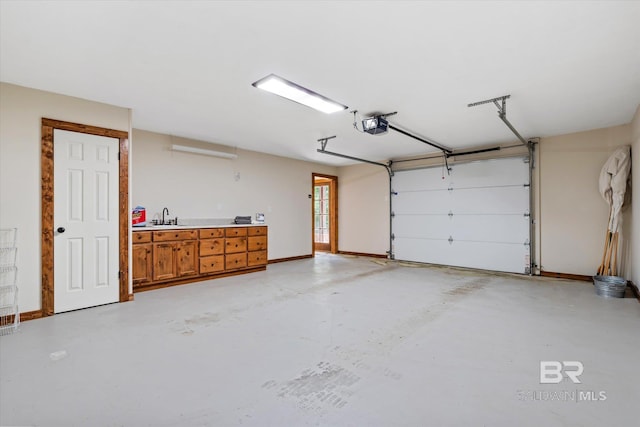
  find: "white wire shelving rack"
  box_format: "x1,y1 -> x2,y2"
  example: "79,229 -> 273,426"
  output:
0,228 -> 19,336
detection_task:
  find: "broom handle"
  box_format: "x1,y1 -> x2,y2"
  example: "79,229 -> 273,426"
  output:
598,206 -> 614,275
612,232 -> 618,276
598,230 -> 611,275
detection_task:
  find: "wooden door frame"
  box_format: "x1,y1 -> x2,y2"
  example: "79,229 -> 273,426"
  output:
41,118 -> 130,317
312,173 -> 338,255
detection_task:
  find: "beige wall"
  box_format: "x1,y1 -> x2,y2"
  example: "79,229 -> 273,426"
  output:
337,164 -> 390,256
0,83 -> 131,312
132,130 -> 337,260
539,124 -> 632,277
630,105 -> 640,286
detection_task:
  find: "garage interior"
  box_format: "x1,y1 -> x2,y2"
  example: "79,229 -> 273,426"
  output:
1,1 -> 639,426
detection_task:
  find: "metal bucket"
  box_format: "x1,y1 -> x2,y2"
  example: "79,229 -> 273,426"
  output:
593,275 -> 627,298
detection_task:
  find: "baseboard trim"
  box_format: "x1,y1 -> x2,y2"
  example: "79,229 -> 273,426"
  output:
629,281 -> 640,303
134,266 -> 267,293
20,310 -> 43,321
540,271 -> 592,282
337,251 -> 388,259
268,255 -> 313,264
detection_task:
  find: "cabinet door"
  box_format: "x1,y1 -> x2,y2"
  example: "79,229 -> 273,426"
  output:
225,237 -> 247,254
132,243 -> 153,286
248,226 -> 267,237
200,238 -> 224,256
200,228 -> 224,239
153,242 -> 177,281
248,250 -> 267,267
200,255 -> 224,274
133,231 -> 152,243
225,252 -> 247,270
225,227 -> 247,237
248,236 -> 267,252
177,240 -> 198,277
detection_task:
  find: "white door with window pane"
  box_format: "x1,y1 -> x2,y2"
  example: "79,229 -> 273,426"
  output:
53,129 -> 119,313
314,184 -> 330,251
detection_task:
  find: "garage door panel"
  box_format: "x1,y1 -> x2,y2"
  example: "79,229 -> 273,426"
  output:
450,215 -> 529,243
393,238 -> 452,266
393,190 -> 451,215
393,238 -> 529,274
450,240 -> 529,273
449,158 -> 529,187
394,215 -> 451,240
392,156 -> 530,274
450,186 -> 529,214
393,167 -> 448,192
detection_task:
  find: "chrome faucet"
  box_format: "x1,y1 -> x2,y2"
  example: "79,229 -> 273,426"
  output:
162,207 -> 169,225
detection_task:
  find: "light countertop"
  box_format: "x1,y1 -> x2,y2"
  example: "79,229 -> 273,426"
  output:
132,223 -> 266,231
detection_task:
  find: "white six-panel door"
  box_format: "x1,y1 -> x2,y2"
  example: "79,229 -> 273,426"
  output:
392,157 -> 531,274
54,129 -> 119,313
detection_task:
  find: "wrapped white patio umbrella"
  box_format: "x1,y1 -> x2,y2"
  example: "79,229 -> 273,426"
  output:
597,145 -> 631,276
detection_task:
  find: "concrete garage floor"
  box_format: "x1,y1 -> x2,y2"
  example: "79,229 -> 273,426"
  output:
1,254 -> 639,427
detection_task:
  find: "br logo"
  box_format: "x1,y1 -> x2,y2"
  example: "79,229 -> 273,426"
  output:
540,361 -> 584,384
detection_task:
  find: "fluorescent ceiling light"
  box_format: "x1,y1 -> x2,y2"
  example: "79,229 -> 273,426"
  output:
252,74 -> 347,114
171,144 -> 237,159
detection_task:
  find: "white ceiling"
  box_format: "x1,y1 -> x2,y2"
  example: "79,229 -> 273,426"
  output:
1,1 -> 639,165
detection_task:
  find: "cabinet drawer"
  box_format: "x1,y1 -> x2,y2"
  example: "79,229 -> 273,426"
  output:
200,228 -> 224,239
225,237 -> 247,253
225,253 -> 247,270
200,255 -> 224,274
225,227 -> 247,237
248,250 -> 267,266
248,226 -> 267,237
200,238 -> 224,256
153,230 -> 197,242
248,236 -> 267,252
133,231 -> 152,243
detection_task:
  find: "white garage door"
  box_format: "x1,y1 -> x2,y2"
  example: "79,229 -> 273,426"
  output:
392,156 -> 531,274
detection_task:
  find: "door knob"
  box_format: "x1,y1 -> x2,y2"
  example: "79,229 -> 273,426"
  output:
57,227 -> 66,233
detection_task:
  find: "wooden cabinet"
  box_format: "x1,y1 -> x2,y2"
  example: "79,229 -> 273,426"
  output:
248,236 -> 267,251
199,238 -> 224,256
225,252 -> 247,270
225,236 -> 247,254
153,242 -> 177,281
200,255 -> 224,274
133,225 -> 267,292
176,240 -> 198,277
151,232 -> 198,282
248,250 -> 267,267
247,227 -> 268,267
153,243 -> 198,281
132,243 -> 153,286
225,227 -> 247,237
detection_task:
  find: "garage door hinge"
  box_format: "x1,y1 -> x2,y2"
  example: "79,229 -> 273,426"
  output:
448,236 -> 454,245
448,187 -> 454,192
448,210 -> 454,218
523,157 -> 530,164
391,211 -> 395,218
523,183 -> 530,188
524,239 -> 530,246
391,233 -> 395,240
391,189 -> 398,196
524,211 -> 530,217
